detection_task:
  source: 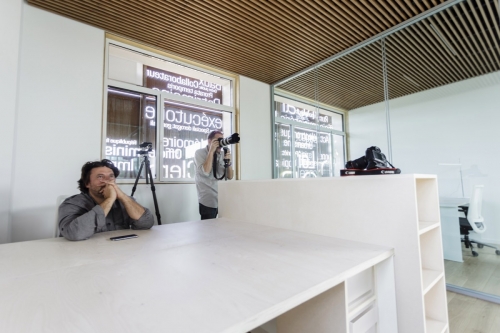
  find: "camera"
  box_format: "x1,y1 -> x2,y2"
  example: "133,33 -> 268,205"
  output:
138,142 -> 153,154
217,133 -> 240,147
346,146 -> 390,170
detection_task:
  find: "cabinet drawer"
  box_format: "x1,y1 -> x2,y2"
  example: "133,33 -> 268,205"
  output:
347,267 -> 374,308
350,305 -> 378,333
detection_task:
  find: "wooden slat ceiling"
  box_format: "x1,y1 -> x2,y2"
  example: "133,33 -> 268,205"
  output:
278,0 -> 500,110
28,0 -> 499,111
26,0 -> 447,82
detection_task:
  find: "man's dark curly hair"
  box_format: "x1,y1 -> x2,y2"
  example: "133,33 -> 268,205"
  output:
77,159 -> 120,193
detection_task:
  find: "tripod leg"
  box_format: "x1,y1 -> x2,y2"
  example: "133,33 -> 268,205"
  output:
131,158 -> 145,197
145,159 -> 162,225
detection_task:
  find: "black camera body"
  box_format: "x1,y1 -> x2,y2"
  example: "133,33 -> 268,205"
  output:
346,146 -> 390,170
217,133 -> 240,147
138,142 -> 153,154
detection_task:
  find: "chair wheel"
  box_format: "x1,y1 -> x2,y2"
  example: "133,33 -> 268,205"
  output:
496,250 -> 500,255
478,244 -> 484,248
472,251 -> 479,257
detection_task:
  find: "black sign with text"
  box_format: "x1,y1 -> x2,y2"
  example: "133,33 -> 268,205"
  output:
144,66 -> 223,104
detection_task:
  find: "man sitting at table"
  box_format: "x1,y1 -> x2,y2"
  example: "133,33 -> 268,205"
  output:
58,159 -> 154,241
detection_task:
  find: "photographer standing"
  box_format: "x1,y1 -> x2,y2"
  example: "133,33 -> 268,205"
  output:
194,130 -> 233,220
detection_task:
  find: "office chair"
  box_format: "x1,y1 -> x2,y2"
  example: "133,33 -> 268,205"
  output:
459,185 -> 500,257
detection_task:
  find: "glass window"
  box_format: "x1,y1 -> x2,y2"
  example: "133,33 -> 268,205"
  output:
318,132 -> 333,177
104,40 -> 236,183
105,87 -> 157,180
162,102 -> 232,180
333,134 -> 345,177
108,44 -> 232,107
294,127 -> 318,178
273,95 -> 345,179
275,123 -> 292,178
319,111 -> 343,132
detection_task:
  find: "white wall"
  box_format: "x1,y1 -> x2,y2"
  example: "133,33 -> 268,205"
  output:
10,4 -> 105,242
239,76 -> 272,180
0,0 -> 23,244
5,3 -> 273,243
349,72 -> 500,243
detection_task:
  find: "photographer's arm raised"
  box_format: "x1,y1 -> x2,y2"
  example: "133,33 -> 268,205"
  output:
202,140 -> 219,174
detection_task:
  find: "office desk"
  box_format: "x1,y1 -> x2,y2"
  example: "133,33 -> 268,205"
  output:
440,197 -> 469,262
0,218 -> 394,333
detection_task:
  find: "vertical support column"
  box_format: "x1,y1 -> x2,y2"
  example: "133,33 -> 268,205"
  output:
375,257 -> 398,333
270,85 -> 276,179
381,38 -> 393,163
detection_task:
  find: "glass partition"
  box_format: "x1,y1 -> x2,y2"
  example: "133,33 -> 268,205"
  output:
316,41 -> 388,165
273,0 -> 500,301
273,65 -> 347,178
386,0 -> 500,298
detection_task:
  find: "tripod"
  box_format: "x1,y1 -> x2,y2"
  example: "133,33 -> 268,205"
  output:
131,153 -> 162,225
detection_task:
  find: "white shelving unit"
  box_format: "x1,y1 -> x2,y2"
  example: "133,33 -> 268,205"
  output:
219,174 -> 449,333
416,178 -> 449,333
257,257 -> 395,333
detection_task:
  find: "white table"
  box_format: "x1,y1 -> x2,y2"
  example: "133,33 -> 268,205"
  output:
440,197 -> 469,262
0,218 -> 393,333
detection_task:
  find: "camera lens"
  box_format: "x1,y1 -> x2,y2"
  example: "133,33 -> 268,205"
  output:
217,133 -> 240,147
345,156 -> 368,169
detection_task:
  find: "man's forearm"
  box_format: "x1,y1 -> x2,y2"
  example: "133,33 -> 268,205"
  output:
227,166 -> 233,180
202,153 -> 214,174
59,207 -> 105,241
99,198 -> 115,217
119,196 -> 146,220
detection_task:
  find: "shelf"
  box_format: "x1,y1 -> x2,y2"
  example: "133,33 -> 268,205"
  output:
425,318 -> 447,333
419,221 -> 440,235
422,269 -> 444,295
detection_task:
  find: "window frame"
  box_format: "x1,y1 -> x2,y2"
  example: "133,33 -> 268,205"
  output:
102,37 -> 239,184
272,90 -> 347,179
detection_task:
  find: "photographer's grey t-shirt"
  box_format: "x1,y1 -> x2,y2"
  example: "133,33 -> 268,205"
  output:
194,146 -> 226,208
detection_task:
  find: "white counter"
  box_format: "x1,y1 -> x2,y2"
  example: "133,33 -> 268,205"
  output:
0,218 -> 393,333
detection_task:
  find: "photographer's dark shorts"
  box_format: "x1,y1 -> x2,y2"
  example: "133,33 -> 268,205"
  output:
199,203 -> 218,220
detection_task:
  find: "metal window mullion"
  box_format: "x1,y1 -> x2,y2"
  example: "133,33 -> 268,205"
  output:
275,118 -> 318,130
158,93 -> 166,182
291,124 -> 296,178
342,133 -> 347,176
107,79 -> 235,114
328,128 -> 345,136
107,80 -> 159,95
102,41 -> 111,161
315,126 -> 321,177
330,132 -> 334,177
381,38 -> 393,163
271,86 -> 277,179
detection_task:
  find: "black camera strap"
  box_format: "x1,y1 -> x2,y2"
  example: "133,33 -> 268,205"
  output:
212,151 -> 226,180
